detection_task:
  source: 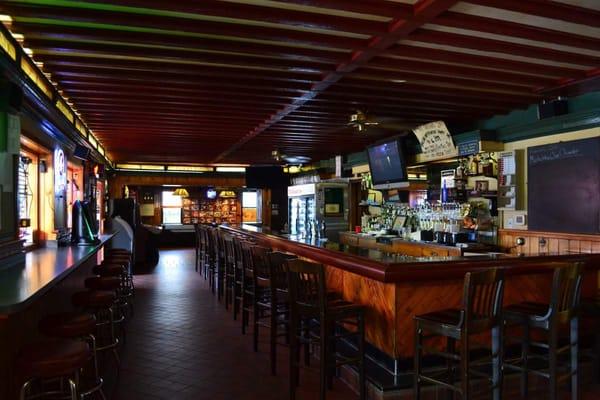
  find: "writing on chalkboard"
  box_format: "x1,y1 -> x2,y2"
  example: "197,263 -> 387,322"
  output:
528,144 -> 583,165
527,136 -> 600,235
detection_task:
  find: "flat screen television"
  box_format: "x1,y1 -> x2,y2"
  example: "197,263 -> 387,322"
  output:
366,138 -> 409,190
206,188 -> 217,199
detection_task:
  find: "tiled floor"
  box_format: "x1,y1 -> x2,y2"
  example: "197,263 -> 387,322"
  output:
106,248 -> 356,400
105,248 -> 599,400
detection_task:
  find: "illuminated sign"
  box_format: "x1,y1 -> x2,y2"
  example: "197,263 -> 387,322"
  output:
287,184 -> 316,197
54,148 -> 67,196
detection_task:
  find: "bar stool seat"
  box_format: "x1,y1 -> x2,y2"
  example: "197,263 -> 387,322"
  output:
17,339 -> 90,379
39,312 -> 96,338
72,290 -> 116,309
85,276 -> 121,291
93,264 -> 125,277
414,309 -> 462,330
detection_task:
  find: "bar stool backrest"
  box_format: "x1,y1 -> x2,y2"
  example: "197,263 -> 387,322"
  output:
233,238 -> 244,270
207,228 -> 217,258
462,268 -> 505,333
251,245 -> 272,286
224,236 -> 236,266
550,262 -> 584,324
268,251 -> 297,291
287,259 -> 327,317
240,241 -> 255,275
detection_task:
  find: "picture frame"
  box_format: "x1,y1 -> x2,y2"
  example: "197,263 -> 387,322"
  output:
475,180 -> 489,192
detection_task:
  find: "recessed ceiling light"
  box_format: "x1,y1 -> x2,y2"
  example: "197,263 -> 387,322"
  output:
34,61 -> 44,68
392,79 -> 407,83
23,47 -> 33,56
11,32 -> 24,42
0,15 -> 13,23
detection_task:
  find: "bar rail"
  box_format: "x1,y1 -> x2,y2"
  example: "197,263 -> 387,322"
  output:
221,225 -> 600,282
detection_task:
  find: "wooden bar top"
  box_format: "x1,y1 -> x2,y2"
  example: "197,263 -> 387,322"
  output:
0,234 -> 114,314
222,225 -> 600,282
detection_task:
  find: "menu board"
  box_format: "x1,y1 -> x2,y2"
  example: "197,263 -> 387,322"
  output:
528,137 -> 600,234
182,196 -> 240,225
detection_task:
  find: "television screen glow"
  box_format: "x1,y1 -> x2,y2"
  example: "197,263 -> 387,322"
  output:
207,189 -> 217,199
367,139 -> 407,186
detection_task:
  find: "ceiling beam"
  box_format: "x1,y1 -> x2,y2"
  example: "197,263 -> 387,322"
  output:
214,0 -> 460,162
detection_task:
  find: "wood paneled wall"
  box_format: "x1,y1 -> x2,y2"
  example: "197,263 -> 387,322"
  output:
499,229 -> 600,255
108,173 -> 245,198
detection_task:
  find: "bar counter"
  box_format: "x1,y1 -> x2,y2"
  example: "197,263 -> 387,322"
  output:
0,234 -> 115,314
222,225 -> 600,366
0,235 -> 114,398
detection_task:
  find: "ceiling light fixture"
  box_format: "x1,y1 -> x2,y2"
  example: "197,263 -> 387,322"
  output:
0,15 -> 13,23
216,167 -> 246,173
172,188 -> 190,197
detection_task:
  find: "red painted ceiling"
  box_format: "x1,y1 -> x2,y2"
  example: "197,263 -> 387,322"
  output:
1,0 -> 598,164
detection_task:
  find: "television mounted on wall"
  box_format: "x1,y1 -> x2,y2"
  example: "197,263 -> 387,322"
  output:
366,137 -> 409,190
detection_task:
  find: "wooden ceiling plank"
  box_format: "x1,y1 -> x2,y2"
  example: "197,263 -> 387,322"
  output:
215,0 -> 460,162
410,28 -> 600,67
462,0 -> 600,28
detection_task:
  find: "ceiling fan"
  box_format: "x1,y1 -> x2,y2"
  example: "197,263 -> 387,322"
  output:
346,110 -> 416,134
271,149 -> 311,165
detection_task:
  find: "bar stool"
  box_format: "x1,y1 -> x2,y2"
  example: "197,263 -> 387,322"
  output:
263,251 -> 297,375
72,290 -> 120,365
250,245 -> 272,353
240,241 -> 256,335
232,238 -> 246,320
414,268 -> 505,400
194,223 -> 202,273
94,263 -> 134,317
504,262 -> 584,400
580,290 -> 600,383
287,258 -> 366,400
103,254 -> 135,296
224,235 -> 236,311
38,312 -> 104,398
16,339 -> 91,400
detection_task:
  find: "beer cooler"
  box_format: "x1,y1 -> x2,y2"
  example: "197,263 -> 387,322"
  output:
287,182 -> 349,239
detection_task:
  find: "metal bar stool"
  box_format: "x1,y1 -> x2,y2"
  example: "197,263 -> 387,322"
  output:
39,312 -> 105,399
16,339 -> 91,400
504,262 -> 584,400
414,268 -> 505,400
287,258 -> 366,400
94,262 -> 134,318
72,290 -> 120,366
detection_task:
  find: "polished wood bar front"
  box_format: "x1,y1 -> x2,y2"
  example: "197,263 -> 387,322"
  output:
0,235 -> 114,398
223,225 -> 600,362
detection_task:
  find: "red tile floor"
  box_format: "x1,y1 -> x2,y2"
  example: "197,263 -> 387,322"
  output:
103,248 -> 599,400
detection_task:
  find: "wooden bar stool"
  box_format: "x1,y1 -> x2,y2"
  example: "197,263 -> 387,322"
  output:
240,241 -> 256,335
581,290 -> 600,383
265,251 -> 297,375
414,268 -> 505,400
39,312 -> 104,398
16,339 -> 91,400
72,290 -> 120,365
504,262 -> 584,400
224,235 -> 237,311
232,238 -> 246,321
287,258 -> 366,400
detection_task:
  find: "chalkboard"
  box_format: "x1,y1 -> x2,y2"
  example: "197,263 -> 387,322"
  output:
528,137 -> 600,234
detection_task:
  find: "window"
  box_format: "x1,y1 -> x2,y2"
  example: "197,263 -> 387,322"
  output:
242,191 -> 258,223
162,190 -> 182,224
